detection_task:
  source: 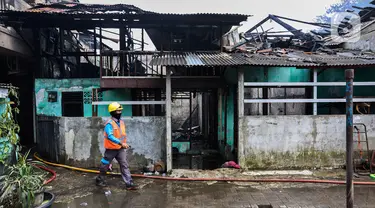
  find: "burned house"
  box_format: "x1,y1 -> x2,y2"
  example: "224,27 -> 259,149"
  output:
1,1 -> 375,171
227,11 -> 375,169
0,2 -> 249,171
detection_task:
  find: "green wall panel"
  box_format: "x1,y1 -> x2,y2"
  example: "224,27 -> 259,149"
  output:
317,67 -> 375,114
224,66 -> 310,83
0,98 -> 7,115
267,67 -> 309,82
98,89 -> 132,117
35,79 -> 132,117
172,142 -> 190,153
217,86 -> 235,155
220,66 -> 311,156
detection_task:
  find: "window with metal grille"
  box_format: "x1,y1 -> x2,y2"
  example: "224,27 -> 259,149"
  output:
62,92 -> 83,117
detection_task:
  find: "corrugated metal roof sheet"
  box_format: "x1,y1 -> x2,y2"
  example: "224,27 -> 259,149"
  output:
232,52 -> 375,67
26,3 -> 150,14
7,2 -> 249,19
150,52 -> 249,66
149,51 -> 375,68
232,53 -> 317,67
0,3 -> 249,30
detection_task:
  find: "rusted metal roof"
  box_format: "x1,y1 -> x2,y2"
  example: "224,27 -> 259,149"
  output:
26,3 -> 151,14
0,3 -> 249,29
232,52 -> 375,68
8,2 -> 249,19
149,52 -> 249,66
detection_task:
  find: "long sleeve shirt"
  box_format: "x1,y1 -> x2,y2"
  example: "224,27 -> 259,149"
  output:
104,119 -> 122,145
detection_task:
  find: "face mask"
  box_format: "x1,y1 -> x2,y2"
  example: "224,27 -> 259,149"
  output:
113,113 -> 121,120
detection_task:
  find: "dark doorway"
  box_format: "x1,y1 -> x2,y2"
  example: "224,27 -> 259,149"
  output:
171,89 -> 220,170
61,92 -> 84,117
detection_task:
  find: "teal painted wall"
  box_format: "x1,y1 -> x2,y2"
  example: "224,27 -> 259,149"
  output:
224,66 -> 310,83
217,86 -> 235,154
35,79 -> 132,117
84,88 -> 133,117
267,67 -> 309,82
220,66 -> 310,152
226,88 -> 235,149
0,98 -> 7,115
225,66 -> 374,115
172,142 -> 190,153
318,68 -> 375,97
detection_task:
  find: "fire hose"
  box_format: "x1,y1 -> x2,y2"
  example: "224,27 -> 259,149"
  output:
33,152 -> 375,185
31,164 -> 57,185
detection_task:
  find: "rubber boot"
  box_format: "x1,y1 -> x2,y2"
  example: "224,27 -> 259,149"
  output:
96,175 -> 108,187
125,182 -> 138,190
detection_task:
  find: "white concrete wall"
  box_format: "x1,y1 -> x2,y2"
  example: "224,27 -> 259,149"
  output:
239,115 -> 375,169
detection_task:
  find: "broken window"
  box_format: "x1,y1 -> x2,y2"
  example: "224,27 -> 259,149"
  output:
131,89 -> 165,116
62,92 -> 83,117
244,87 -> 308,116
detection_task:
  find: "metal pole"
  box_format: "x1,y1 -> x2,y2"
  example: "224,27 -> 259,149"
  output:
345,69 -> 354,208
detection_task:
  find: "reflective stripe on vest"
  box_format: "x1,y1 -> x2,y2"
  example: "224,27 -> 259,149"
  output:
104,119 -> 127,149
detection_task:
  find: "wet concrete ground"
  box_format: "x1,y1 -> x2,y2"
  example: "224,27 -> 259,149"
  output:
48,167 -> 375,208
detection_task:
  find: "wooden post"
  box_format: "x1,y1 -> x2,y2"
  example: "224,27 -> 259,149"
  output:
198,93 -> 203,132
59,28 -> 65,78
166,68 -> 172,172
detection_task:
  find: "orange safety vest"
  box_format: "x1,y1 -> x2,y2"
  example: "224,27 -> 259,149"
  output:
104,119 -> 127,149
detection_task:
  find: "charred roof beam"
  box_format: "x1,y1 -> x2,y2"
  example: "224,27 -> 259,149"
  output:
268,15 -> 305,37
272,15 -> 330,28
244,15 -> 271,37
244,15 -> 305,39
245,33 -> 294,38
244,14 -> 330,38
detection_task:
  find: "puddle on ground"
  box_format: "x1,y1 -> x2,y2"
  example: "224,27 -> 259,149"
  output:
52,180 -> 375,208
53,190 -> 140,208
53,180 -> 257,208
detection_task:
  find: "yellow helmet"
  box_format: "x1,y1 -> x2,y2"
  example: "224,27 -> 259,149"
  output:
108,102 -> 123,113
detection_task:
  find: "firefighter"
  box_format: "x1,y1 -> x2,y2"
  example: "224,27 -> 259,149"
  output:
96,102 -> 137,190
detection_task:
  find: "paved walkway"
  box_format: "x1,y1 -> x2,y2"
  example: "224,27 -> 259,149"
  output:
52,175 -> 375,208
